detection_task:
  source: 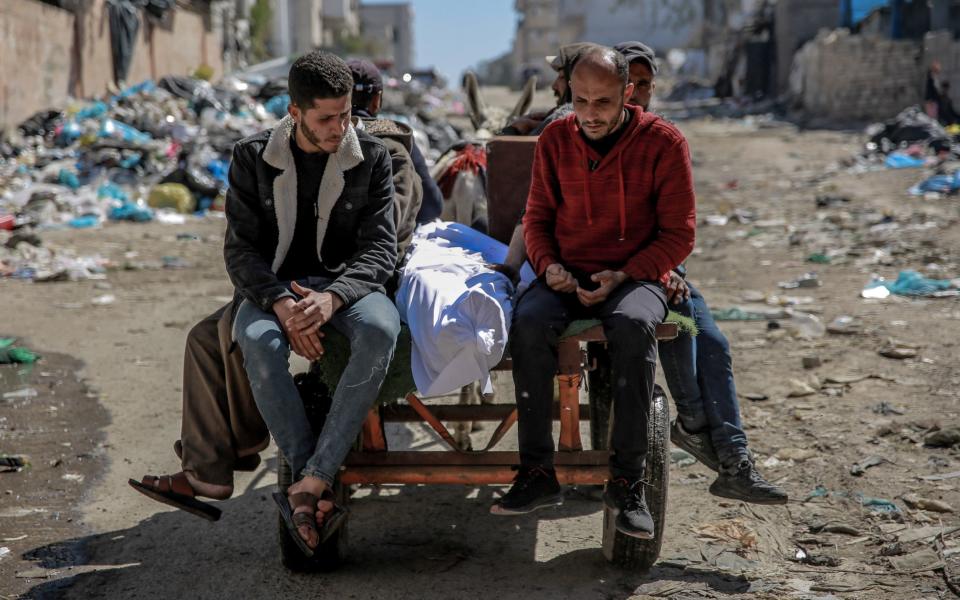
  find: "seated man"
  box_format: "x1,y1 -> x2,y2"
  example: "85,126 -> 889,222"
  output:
501,41 -> 785,505
133,52 -> 401,556
131,55 -> 426,524
501,42 -> 591,136
615,40 -> 785,503
491,47 -> 696,541
347,58 -> 443,225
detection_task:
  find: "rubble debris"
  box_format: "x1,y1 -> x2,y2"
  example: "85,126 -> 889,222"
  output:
902,494 -> 955,513
925,429 -> 960,448
850,455 -> 891,476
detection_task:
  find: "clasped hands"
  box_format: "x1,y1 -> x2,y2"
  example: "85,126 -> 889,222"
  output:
272,282 -> 343,361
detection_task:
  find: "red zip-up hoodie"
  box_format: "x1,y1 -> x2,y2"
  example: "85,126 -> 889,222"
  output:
523,105 -> 696,285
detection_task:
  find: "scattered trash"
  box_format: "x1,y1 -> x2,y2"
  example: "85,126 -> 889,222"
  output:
694,519 -> 757,550
879,338 -> 919,360
871,401 -> 904,416
91,294 -> 116,306
920,470 -> 960,481
815,195 -> 850,208
782,311 -> 826,339
801,355 -> 822,369
850,455 -> 891,476
880,542 -> 906,556
865,271 -> 958,299
789,547 -> 841,567
884,151 -> 927,169
888,548 -> 944,573
776,447 -> 816,461
925,429 -> 960,448
898,525 -> 960,543
0,455 -> 27,472
0,338 -> 39,364
810,522 -> 861,536
670,448 -> 696,468
2,389 -> 37,401
902,494 -> 954,513
779,272 -> 821,289
827,315 -> 862,335
787,380 -> 818,398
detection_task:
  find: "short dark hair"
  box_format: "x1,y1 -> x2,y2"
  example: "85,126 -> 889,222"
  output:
288,51 -> 353,109
571,46 -> 629,87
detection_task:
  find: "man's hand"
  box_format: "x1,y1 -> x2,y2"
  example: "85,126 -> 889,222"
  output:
577,270 -> 628,307
286,281 -> 343,337
272,297 -> 324,360
545,263 -> 577,293
665,271 -> 690,305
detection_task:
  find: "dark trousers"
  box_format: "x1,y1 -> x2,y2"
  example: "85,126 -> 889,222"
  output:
511,280 -> 667,479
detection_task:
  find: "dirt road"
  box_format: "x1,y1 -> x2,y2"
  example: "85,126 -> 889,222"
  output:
2,95 -> 960,599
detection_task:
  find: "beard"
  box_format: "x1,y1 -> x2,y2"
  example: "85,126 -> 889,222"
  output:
297,117 -> 339,152
579,98 -> 626,139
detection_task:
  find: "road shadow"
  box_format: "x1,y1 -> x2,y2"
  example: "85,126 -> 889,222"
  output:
20,468 -> 758,600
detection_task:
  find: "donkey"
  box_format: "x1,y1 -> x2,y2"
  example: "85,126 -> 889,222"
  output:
435,72 -> 537,450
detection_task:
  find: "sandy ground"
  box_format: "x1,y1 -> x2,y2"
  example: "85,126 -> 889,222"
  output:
2,88 -> 960,599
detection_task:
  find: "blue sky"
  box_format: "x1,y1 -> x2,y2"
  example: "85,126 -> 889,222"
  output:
363,0 -> 517,84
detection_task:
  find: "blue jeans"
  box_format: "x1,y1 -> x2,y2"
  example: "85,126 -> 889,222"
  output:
232,286 -> 400,485
658,283 -> 749,469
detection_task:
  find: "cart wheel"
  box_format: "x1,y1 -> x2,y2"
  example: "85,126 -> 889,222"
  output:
586,343 -> 612,451
600,384 -> 670,571
275,372 -> 348,572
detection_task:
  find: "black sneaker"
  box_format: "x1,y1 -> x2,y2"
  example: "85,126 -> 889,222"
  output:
603,477 -> 655,539
490,466 -> 563,515
709,459 -> 788,505
670,419 -> 720,472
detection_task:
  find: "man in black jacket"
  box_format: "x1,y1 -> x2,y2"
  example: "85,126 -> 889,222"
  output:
229,51 -> 399,552
132,52 -> 400,551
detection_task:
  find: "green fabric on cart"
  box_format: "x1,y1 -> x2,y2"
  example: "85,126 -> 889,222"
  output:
311,326 -> 415,405
559,311 -> 698,338
311,311 -> 697,405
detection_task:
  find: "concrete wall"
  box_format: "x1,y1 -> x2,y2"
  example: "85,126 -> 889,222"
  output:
790,29 -> 923,121
0,0 -> 222,130
775,0 -> 839,93
0,1 -> 74,131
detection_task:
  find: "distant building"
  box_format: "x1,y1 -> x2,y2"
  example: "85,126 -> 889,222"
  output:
322,0 -> 361,47
512,0 -> 759,84
359,2 -> 415,75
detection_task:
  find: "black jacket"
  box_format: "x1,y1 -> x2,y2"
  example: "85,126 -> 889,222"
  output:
224,116 -> 397,312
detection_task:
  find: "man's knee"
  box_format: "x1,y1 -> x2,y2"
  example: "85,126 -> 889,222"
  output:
604,314 -> 657,350
353,304 -> 401,353
511,314 -> 555,351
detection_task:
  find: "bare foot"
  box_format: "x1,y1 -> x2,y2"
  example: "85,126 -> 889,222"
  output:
182,471 -> 232,500
288,476 -> 332,548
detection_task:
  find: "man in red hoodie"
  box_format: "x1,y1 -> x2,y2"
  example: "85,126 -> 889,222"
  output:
490,47 -> 696,540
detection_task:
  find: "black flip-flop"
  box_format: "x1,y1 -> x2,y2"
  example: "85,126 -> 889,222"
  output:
128,475 -> 222,521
